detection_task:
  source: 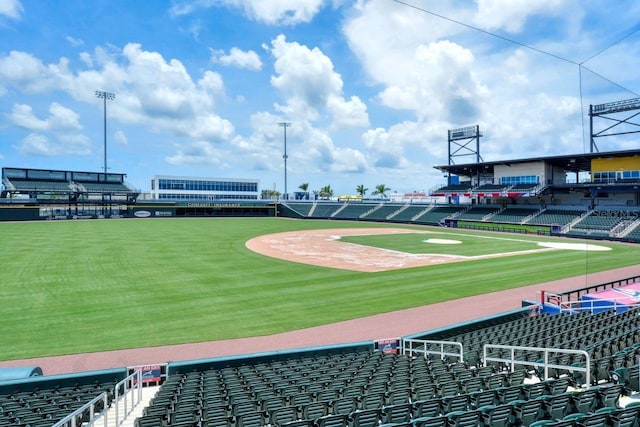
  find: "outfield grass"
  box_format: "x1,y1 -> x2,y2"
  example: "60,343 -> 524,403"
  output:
1,217 -> 639,361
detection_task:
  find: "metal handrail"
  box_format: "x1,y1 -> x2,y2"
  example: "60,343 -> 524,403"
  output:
483,343 -> 591,387
402,338 -> 464,362
114,369 -> 144,426
52,392 -> 109,427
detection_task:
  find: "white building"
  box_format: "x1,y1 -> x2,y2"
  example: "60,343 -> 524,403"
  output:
148,175 -> 259,201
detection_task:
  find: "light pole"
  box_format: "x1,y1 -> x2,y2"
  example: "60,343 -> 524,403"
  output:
278,121 -> 292,199
95,90 -> 116,179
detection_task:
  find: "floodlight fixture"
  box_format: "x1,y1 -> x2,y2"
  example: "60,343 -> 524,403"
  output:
278,121 -> 292,198
95,90 -> 116,177
591,97 -> 640,116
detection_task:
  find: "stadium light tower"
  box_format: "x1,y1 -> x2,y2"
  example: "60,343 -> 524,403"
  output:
95,90 -> 116,178
278,121 -> 292,198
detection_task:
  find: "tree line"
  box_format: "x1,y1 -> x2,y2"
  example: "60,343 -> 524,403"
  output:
261,183 -> 391,200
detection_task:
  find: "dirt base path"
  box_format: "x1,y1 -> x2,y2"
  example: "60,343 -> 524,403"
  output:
2,264 -> 639,376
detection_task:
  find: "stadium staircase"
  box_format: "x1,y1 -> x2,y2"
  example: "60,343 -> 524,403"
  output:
330,203 -> 349,218
307,203 -> 317,217
94,386 -> 160,427
360,203 -> 384,219
617,218 -> 640,239
386,204 -> 410,221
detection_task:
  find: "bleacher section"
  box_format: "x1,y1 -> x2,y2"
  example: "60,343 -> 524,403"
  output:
309,203 -> 343,218
472,184 -> 508,193
414,206 -> 465,225
76,181 -> 133,193
490,207 -> 540,224
625,225 -> 640,241
0,379 -> 117,426
566,218 -> 619,238
431,184 -> 473,194
6,178 -> 72,192
284,203 -> 315,218
455,207 -> 500,221
332,203 -> 377,220
134,309 -> 640,427
419,308 -> 640,385
390,205 -> 432,222
509,184 -> 539,192
526,209 -> 586,227
360,204 -> 405,221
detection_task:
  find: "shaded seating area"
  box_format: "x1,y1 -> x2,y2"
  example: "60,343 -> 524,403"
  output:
0,381 -> 116,427
76,181 -> 134,193
471,184 -> 508,193
430,184 -> 473,194
6,178 -> 72,192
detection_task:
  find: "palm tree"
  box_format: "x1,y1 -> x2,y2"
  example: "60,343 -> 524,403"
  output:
319,185 -> 334,199
372,184 -> 390,199
298,183 -> 309,192
261,189 -> 280,200
356,184 -> 368,197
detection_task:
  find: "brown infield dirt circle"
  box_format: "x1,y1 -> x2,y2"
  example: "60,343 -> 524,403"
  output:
246,228 -> 465,272
1,227 -> 639,376
244,228 -> 605,272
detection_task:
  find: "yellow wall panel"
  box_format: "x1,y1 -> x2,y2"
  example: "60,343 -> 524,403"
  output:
591,156 -> 640,171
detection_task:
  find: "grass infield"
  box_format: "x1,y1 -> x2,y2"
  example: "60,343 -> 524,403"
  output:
1,217 -> 639,361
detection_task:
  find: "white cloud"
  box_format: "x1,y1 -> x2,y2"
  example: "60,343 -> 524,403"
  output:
165,140 -> 226,166
13,132 -> 92,157
0,42 -> 239,166
340,0 -> 604,184
212,47 -> 262,71
326,95 -> 368,130
79,52 -> 93,68
474,0 -> 573,33
269,34 -> 369,128
9,103 -> 83,132
114,130 -> 127,145
66,36 -> 84,47
0,51 -> 66,93
170,0 -> 324,25
0,0 -> 23,20
8,102 -> 92,156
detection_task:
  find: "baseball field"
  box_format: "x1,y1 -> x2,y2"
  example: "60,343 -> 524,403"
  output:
1,217 -> 639,362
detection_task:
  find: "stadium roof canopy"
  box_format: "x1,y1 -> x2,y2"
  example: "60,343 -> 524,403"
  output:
434,148 -> 640,179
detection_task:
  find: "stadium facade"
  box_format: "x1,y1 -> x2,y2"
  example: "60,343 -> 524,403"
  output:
147,175 -> 260,201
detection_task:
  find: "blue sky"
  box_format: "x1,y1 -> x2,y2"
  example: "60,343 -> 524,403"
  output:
1,0 -> 640,196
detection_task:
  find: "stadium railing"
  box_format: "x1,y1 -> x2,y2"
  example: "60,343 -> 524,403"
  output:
482,344 -> 591,387
401,338 -> 464,363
